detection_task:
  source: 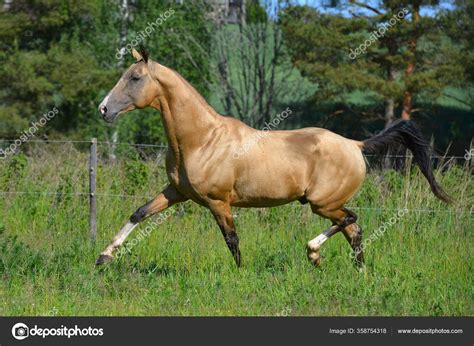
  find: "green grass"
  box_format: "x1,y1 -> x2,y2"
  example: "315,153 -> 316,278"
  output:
0,146 -> 472,316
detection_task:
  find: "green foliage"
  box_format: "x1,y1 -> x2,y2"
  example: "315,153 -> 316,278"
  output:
116,108 -> 166,146
124,1 -> 211,95
279,2 -> 470,119
280,5 -> 391,102
246,0 -> 268,24
0,0 -> 212,145
0,153 -> 28,189
0,0 -> 109,140
0,229 -> 45,277
439,0 -> 474,84
125,157 -> 150,195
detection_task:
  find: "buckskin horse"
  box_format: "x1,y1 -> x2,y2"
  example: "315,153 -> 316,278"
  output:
96,48 -> 450,268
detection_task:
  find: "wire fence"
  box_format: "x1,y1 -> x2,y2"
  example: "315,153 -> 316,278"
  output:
0,139 -> 472,217
0,138 -> 167,148
0,190 -> 471,215
1,138 -> 470,158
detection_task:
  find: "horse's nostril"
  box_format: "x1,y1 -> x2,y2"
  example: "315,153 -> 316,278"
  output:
100,106 -> 107,115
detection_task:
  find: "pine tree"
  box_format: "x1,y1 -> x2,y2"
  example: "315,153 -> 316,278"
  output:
280,0 -> 466,127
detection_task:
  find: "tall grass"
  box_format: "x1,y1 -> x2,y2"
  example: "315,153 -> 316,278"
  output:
0,145 -> 472,316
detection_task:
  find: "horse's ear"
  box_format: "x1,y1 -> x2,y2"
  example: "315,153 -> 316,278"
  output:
132,48 -> 143,62
139,45 -> 149,63
131,46 -> 149,63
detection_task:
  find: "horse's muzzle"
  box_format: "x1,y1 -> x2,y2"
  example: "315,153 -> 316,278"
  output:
102,113 -> 116,123
99,105 -> 107,115
98,105 -> 116,123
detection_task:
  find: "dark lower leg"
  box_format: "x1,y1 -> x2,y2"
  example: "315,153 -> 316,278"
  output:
224,230 -> 241,267
210,202 -> 241,268
342,223 -> 364,267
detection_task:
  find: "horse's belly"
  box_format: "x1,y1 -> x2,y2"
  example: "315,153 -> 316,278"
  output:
230,162 -> 307,207
230,196 -> 300,208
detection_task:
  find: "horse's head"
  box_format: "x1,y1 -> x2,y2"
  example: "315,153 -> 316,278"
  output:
98,47 -> 159,122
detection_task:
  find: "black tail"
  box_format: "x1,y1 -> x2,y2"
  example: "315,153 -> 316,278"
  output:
362,119 -> 451,203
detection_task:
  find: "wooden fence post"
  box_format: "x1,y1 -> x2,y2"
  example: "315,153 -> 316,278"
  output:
89,138 -> 97,241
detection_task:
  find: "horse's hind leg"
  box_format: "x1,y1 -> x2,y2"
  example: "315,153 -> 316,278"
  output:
306,207 -> 358,267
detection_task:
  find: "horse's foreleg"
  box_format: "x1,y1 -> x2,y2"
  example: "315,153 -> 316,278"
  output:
306,224 -> 339,266
209,201 -> 241,267
96,185 -> 186,265
307,207 -> 357,267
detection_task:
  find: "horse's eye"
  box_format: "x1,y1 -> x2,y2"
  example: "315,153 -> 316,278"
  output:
131,76 -> 140,81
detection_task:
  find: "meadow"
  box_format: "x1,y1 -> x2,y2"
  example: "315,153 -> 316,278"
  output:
0,144 -> 472,316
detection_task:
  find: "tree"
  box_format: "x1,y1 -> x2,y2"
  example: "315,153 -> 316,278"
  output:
280,0 -> 465,127
0,0 -> 213,146
439,0 -> 474,108
198,0 -> 308,128
0,0 -> 114,139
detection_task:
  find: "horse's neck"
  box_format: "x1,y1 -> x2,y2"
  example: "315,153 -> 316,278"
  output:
150,62 -> 220,161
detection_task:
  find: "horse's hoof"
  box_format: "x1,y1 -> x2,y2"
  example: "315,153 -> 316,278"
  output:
355,261 -> 366,272
357,265 -> 366,273
307,250 -> 321,267
96,254 -> 113,266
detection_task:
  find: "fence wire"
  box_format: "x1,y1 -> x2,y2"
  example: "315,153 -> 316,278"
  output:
0,191 -> 471,215
0,139 -> 167,148
0,138 -> 470,159
0,139 -> 472,215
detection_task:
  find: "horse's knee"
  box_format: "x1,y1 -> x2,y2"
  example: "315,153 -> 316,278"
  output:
341,207 -> 358,227
130,205 -> 149,223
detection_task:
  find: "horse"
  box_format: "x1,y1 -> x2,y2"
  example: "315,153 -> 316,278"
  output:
96,47 -> 450,268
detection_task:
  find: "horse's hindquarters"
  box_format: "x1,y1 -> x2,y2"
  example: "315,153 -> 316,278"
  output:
305,135 -> 366,211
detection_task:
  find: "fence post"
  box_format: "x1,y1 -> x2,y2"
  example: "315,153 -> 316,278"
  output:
89,138 -> 97,241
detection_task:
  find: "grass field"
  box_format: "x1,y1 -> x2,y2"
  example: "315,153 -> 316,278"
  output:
0,145 -> 472,316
